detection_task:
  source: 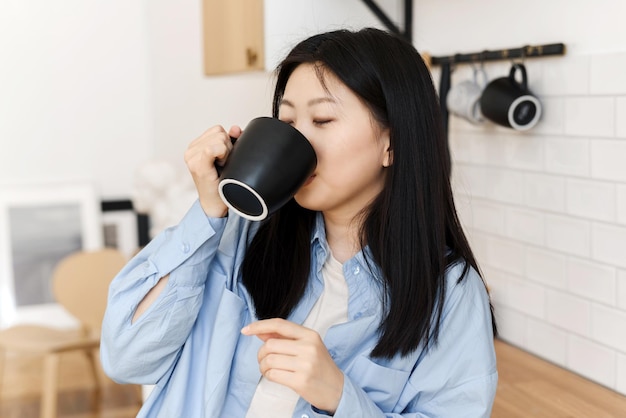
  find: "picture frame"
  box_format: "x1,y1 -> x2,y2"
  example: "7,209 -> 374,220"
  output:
101,200 -> 141,260
0,183 -> 103,328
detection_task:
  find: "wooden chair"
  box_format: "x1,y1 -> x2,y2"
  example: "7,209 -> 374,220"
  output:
0,248 -> 128,418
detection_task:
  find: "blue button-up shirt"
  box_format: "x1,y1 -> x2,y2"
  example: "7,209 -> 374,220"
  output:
101,201 -> 497,417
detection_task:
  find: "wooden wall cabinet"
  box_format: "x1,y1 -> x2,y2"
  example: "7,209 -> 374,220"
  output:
202,0 -> 265,75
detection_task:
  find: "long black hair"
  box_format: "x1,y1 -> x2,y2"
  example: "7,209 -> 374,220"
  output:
242,28 -> 495,358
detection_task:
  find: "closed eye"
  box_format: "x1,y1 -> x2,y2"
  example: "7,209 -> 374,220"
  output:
313,119 -> 333,126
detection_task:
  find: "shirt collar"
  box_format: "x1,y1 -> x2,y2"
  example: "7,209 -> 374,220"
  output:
310,212 -> 326,244
310,212 -> 384,283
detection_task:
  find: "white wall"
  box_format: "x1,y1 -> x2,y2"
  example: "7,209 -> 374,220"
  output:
0,0 -> 396,204
0,0 -> 397,196
145,0 -> 397,170
0,0 -> 154,198
415,0 -> 626,394
413,0 -> 626,56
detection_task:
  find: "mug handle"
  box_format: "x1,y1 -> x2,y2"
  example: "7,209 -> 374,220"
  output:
474,66 -> 489,88
509,63 -> 528,90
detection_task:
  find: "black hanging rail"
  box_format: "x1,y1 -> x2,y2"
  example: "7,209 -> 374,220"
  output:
362,0 -> 413,42
430,43 -> 566,66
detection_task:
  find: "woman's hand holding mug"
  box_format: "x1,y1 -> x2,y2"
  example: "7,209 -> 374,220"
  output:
184,125 -> 242,217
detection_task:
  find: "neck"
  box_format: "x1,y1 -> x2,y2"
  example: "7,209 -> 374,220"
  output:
323,211 -> 362,263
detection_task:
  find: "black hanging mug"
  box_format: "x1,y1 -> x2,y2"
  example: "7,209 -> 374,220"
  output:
479,63 -> 542,131
217,117 -> 317,221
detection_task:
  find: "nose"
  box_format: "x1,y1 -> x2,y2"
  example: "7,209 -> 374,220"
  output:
292,122 -> 314,147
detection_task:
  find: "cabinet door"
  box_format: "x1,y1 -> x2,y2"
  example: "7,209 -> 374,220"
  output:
203,0 -> 265,75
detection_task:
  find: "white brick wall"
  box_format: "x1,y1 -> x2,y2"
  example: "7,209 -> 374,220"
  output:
566,178 -> 616,222
618,270 -> 626,310
567,258 -> 616,305
591,304 -> 626,352
449,50 -> 626,393
544,214 -> 591,257
526,247 -> 566,289
567,335 -> 616,388
505,207 -> 544,245
592,140 -> 626,182
544,137 -> 590,176
618,353 -> 626,394
590,52 -> 626,95
564,97 -> 615,138
545,290 -> 591,336
592,223 -> 626,268
526,318 -> 567,366
617,97 -> 626,138
618,185 -> 626,225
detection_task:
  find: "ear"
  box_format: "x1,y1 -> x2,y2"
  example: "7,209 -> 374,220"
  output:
381,130 -> 393,167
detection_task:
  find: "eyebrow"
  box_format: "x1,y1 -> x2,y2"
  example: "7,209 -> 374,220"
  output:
280,97 -> 337,107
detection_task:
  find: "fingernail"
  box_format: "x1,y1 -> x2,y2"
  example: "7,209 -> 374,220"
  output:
241,326 -> 249,334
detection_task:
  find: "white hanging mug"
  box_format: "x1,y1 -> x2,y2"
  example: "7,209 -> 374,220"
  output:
446,65 -> 488,125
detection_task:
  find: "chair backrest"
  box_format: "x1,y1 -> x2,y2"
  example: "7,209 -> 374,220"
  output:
52,248 -> 127,332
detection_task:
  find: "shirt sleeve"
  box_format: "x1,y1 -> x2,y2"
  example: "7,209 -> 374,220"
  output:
100,200 -> 228,385
310,263 -> 498,418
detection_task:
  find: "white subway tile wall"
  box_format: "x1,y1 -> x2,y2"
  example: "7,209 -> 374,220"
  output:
525,247 -> 567,289
590,52 -> 626,95
619,270 -> 626,310
564,97 -> 615,137
566,178 -> 616,221
545,289 -> 591,336
617,98 -> 626,138
544,136 -> 590,176
544,214 -> 591,257
618,185 -> 626,225
526,318 -> 568,366
591,140 -> 626,182
567,335 -> 616,388
591,223 -> 626,268
449,50 -> 626,394
505,207 -> 545,245
567,258 -> 617,305
618,354 -> 626,394
591,304 -> 626,352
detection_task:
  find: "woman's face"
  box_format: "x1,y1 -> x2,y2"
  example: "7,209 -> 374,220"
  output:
278,63 -> 390,220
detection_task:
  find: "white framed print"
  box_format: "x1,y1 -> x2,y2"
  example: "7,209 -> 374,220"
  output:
0,182 -> 103,328
102,206 -> 140,259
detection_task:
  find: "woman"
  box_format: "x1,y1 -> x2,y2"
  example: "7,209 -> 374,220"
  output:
101,27 -> 497,417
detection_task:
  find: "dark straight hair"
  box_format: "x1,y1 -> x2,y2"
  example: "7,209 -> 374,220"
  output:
242,27 -> 495,358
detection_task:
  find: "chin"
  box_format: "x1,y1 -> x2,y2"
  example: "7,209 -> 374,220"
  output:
294,191 -> 323,212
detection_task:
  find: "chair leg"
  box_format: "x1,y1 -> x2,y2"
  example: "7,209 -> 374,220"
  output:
84,349 -> 102,412
41,353 -> 60,418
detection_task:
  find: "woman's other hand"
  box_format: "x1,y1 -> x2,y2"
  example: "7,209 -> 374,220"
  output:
184,125 -> 242,217
242,318 -> 344,414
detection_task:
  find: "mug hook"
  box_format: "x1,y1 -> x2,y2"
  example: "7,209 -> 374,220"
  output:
476,51 -> 488,87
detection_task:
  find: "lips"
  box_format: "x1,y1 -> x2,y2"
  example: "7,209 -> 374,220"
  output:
303,174 -> 316,186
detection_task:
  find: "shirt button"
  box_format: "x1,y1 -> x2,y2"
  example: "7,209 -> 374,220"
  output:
181,242 -> 190,253
353,266 -> 360,275
301,415 -> 309,418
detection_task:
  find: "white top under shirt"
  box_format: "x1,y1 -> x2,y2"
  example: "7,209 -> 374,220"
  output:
245,252 -> 349,418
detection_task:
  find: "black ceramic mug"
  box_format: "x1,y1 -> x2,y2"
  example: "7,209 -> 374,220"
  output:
479,63 -> 542,131
217,117 -> 317,221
